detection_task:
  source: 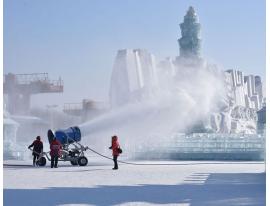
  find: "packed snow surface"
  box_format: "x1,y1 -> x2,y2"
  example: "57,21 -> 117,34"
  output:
4,155 -> 265,206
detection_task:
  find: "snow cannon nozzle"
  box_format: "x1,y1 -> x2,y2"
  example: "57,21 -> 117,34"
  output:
47,126 -> 81,145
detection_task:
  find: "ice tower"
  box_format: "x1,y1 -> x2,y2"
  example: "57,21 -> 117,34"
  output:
176,6 -> 202,65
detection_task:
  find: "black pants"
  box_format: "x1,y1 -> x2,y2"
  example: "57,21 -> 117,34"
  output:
33,154 -> 39,165
113,155 -> 118,169
51,156 -> 59,168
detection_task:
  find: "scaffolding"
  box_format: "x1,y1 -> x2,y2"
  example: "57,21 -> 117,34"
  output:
4,73 -> 64,114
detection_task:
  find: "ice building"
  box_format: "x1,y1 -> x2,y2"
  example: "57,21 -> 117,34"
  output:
226,70 -> 263,110
109,49 -> 158,107
217,70 -> 264,134
173,6 -> 264,134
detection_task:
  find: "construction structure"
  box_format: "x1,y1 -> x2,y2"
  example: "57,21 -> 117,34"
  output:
63,99 -> 107,122
4,73 -> 63,115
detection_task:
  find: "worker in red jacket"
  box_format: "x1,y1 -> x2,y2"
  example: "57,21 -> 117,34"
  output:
109,135 -> 121,170
28,136 -> 43,166
50,137 -> 62,168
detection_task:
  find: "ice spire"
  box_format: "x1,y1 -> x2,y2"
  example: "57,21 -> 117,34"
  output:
178,6 -> 201,59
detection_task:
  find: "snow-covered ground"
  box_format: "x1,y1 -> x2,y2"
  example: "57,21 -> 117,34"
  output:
4,155 -> 265,206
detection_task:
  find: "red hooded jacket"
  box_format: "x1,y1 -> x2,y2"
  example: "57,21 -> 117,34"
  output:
111,136 -> 120,156
50,139 -> 62,157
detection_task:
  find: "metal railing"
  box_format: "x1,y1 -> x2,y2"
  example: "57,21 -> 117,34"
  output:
4,73 -> 63,86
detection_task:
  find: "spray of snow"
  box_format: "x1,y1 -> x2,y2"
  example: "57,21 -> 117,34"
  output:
79,62 -> 227,157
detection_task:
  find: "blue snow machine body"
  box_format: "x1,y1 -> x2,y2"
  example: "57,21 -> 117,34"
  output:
48,126 -> 81,145
38,126 -> 89,167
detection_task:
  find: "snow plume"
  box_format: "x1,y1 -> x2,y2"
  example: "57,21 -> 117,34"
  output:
79,61 -> 226,158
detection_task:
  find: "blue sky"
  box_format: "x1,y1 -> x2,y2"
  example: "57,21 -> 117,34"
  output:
4,0 -> 266,108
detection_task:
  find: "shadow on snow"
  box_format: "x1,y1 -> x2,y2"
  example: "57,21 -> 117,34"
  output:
4,173 -> 265,206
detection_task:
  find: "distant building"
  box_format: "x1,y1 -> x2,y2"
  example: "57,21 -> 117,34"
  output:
63,99 -> 107,122
81,99 -> 108,122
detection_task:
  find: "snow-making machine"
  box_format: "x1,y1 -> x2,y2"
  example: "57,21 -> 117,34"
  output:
36,126 -> 89,167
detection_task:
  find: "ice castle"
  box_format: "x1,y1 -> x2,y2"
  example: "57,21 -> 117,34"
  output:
109,6 -> 265,135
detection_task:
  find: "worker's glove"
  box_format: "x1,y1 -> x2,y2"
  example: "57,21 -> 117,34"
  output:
28,146 -> 31,149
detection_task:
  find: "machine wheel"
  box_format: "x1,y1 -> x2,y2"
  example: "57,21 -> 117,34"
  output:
70,159 -> 78,166
36,157 -> 46,166
78,156 -> 88,166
